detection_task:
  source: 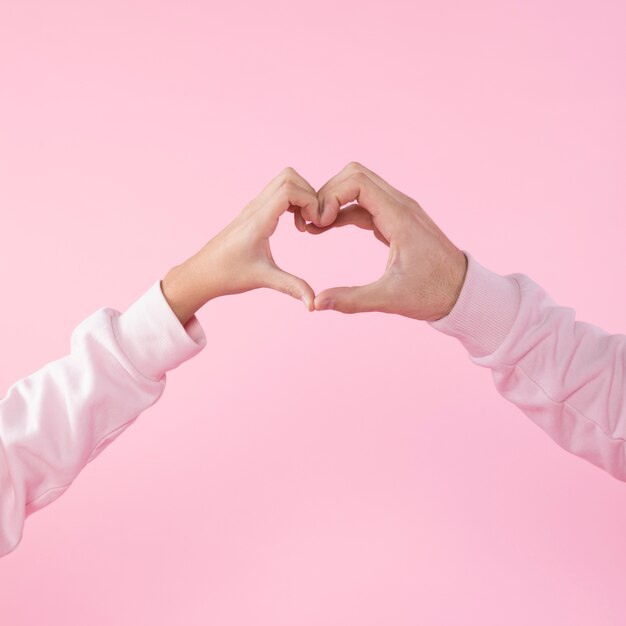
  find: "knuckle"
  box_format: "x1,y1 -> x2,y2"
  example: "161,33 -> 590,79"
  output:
345,161 -> 364,173
350,170 -> 369,184
278,166 -> 296,185
406,196 -> 420,211
276,181 -> 295,201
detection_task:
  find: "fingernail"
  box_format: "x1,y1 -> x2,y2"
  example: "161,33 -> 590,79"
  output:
317,298 -> 333,311
301,295 -> 311,311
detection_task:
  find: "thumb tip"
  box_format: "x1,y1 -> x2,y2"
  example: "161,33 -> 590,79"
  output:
314,295 -> 335,311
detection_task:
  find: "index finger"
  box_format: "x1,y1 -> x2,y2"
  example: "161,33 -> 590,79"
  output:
261,166 -> 321,224
264,180 -> 319,222
316,168 -> 401,241
336,162 -> 416,206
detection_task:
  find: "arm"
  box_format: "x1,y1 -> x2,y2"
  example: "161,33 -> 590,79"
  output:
428,252 -> 626,480
0,281 -> 206,557
307,161 -> 626,481
1,166 -> 321,557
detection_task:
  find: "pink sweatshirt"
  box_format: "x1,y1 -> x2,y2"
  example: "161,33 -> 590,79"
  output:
1,252 -> 624,557
428,251 -> 626,480
0,281 -> 206,557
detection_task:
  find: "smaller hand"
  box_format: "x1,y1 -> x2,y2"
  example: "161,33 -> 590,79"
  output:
307,162 -> 468,321
162,167 -> 321,325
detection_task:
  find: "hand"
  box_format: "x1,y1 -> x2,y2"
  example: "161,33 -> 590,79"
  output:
306,162 -> 468,322
161,167 -> 322,325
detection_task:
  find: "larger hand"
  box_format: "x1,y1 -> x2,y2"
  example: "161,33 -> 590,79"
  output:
162,167 -> 321,325
307,162 -> 468,321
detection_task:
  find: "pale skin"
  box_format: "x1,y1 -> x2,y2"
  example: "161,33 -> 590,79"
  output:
161,163 -> 468,326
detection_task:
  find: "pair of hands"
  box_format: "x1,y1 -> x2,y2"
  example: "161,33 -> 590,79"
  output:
161,162 -> 468,326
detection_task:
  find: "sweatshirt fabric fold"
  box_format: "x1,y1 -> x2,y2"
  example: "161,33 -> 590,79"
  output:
0,280 -> 206,557
429,251 -> 626,480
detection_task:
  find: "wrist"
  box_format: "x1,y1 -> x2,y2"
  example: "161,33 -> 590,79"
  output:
448,250 -> 468,311
427,250 -> 468,322
161,257 -> 214,326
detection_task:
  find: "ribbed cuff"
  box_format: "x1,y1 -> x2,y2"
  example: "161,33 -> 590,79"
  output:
427,251 -> 521,358
112,280 -> 207,381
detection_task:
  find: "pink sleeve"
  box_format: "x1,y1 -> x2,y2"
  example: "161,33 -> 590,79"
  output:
0,281 -> 206,557
428,251 -> 626,480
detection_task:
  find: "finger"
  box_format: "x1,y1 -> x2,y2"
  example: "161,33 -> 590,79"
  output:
292,206 -> 307,232
306,203 -> 375,234
306,205 -> 390,245
316,172 -> 400,242
283,168 -> 317,196
278,170 -> 319,223
262,167 -> 322,224
291,186 -> 321,226
334,161 -> 414,206
262,264 -> 316,311
264,180 -> 319,224
314,279 -> 389,314
317,169 -> 384,222
259,166 -> 299,197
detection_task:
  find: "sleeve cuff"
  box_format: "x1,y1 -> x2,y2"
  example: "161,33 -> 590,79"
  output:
427,251 -> 521,358
112,280 -> 207,381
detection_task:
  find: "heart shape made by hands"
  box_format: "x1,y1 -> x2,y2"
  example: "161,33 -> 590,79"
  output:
273,162 -> 466,321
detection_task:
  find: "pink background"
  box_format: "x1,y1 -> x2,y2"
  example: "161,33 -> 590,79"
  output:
1,1 -> 625,624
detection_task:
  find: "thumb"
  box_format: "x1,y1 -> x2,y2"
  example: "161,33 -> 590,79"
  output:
314,280 -> 387,314
262,265 -> 316,311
